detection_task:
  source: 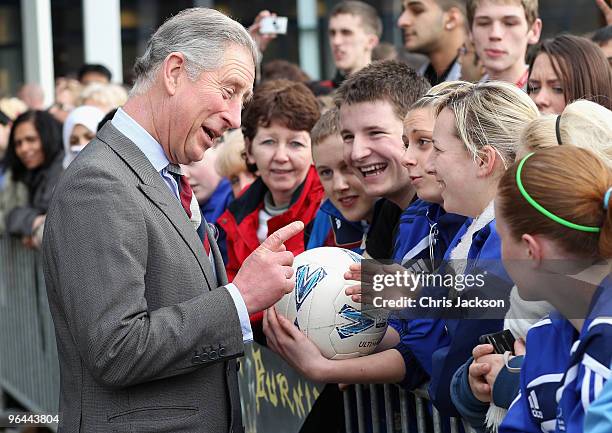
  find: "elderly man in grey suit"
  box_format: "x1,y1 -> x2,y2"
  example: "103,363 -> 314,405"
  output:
42,8 -> 302,433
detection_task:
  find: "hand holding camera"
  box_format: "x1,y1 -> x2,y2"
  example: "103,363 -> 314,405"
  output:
248,10 -> 287,53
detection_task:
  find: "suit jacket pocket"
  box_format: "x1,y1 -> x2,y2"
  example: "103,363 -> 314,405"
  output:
108,405 -> 198,423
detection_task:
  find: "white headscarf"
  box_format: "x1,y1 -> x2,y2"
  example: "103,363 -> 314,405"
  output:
62,105 -> 105,168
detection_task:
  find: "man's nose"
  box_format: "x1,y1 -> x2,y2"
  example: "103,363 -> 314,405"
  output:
351,136 -> 371,162
397,11 -> 412,28
489,21 -> 504,40
224,100 -> 242,130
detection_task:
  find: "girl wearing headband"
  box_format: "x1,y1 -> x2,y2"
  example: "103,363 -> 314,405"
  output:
497,146 -> 612,432
459,100 -> 612,432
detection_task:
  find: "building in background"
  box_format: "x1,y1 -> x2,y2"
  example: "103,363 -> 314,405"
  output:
0,0 -> 608,105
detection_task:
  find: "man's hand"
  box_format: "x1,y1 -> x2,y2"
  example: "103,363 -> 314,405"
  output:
248,10 -> 278,53
233,221 -> 304,314
263,306 -> 328,382
596,0 -> 612,25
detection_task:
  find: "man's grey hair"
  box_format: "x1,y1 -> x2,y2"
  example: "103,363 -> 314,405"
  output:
130,8 -> 259,95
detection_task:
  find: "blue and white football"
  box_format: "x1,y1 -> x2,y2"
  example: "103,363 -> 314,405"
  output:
275,247 -> 388,359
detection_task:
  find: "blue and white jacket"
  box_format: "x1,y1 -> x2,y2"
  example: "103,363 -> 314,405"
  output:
501,275 -> 612,433
305,199 -> 368,254
392,200 -> 467,270
388,200 -> 466,389
556,275 -> 612,432
499,313 -> 576,433
427,216 -> 514,417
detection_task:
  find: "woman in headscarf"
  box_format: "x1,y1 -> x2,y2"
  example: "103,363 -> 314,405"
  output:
62,105 -> 105,168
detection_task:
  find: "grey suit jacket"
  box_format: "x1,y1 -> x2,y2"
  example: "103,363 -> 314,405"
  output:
42,123 -> 245,433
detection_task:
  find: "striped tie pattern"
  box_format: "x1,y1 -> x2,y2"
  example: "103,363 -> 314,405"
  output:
166,163 -> 210,254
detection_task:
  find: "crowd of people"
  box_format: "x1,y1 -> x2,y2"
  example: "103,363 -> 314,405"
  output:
0,63 -> 125,248
1,1 -> 612,432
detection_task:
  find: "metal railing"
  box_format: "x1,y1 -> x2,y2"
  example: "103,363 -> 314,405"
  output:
343,383 -> 473,433
0,235 -> 60,431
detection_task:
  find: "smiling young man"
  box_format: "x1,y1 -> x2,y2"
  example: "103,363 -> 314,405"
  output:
397,0 -> 467,85
467,0 -> 542,88
335,60 -> 430,259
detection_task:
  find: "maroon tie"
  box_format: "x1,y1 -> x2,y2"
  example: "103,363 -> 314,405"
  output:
167,164 -> 210,255
177,173 -> 193,219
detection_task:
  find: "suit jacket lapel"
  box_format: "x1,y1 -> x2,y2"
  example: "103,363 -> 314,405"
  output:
97,123 -> 217,289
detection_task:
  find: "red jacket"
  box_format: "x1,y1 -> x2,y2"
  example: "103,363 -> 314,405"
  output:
217,166 -> 324,326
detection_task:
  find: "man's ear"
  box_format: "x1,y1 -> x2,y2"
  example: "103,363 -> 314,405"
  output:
527,18 -> 542,45
443,6 -> 465,31
476,145 -> 498,178
162,52 -> 186,96
366,34 -> 380,52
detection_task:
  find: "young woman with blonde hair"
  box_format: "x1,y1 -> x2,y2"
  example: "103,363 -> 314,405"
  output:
419,80 -> 540,418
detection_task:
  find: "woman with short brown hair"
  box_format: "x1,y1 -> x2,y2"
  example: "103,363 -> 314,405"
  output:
217,79 -> 324,333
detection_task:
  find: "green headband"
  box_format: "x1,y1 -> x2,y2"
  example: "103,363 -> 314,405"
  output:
516,153 -> 601,233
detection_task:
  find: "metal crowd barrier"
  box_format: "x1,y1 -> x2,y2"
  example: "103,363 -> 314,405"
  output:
343,383 -> 474,433
0,235 -> 60,431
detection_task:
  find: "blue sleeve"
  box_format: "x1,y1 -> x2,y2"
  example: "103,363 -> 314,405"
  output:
388,315 -> 431,389
394,318 -> 449,377
563,329 -> 612,432
429,224 -> 511,417
450,356 -> 489,431
585,367 -> 612,433
429,318 -> 504,417
492,356 -> 523,409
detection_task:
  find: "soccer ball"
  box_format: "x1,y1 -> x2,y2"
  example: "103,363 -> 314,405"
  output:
275,247 -> 389,360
